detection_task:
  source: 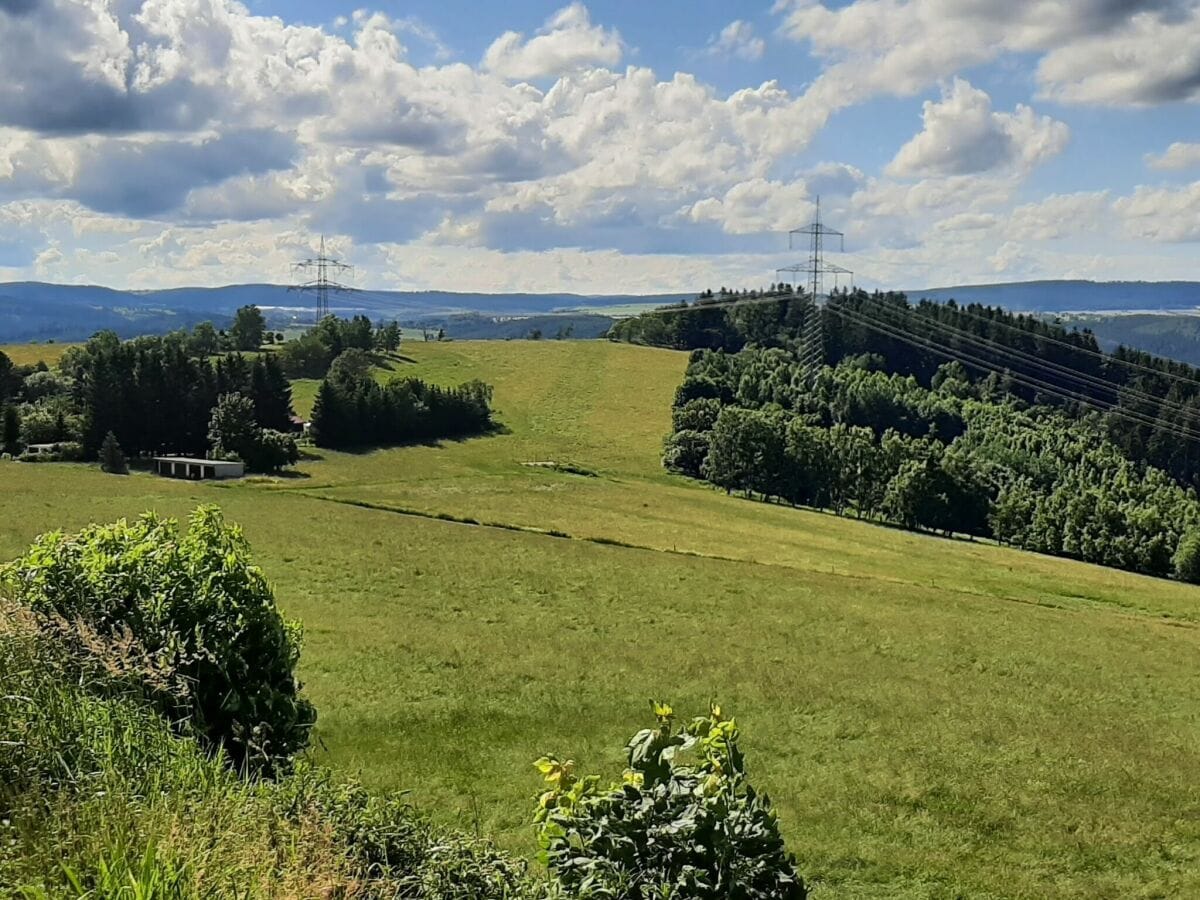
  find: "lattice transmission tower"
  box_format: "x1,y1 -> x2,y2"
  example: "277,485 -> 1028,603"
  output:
775,197 -> 852,381
289,236 -> 354,323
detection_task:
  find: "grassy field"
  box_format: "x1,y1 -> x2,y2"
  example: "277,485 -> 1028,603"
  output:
3,339 -> 1200,898
0,341 -> 80,366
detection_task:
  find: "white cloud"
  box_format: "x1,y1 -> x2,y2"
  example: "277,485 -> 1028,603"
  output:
1036,7 -> 1200,105
776,0 -> 1200,110
0,0 -> 1194,294
886,79 -> 1069,178
934,212 -> 998,233
684,178 -> 813,234
482,3 -> 622,81
706,20 -> 766,61
1146,142 -> 1200,171
1115,181 -> 1200,242
1005,192 -> 1112,241
33,244 -> 64,276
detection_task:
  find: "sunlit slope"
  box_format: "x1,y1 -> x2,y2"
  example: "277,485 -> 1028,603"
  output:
0,342 -> 80,367
3,339 -> 1200,898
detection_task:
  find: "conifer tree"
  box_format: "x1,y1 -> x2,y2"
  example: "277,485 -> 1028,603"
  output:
99,430 -> 128,474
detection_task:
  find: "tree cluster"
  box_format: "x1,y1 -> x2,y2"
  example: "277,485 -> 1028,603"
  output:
0,332 -> 295,468
666,347 -> 1200,582
310,350 -> 493,449
277,315 -> 401,379
208,392 -> 299,473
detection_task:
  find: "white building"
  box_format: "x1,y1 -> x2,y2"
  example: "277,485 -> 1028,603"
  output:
152,456 -> 244,480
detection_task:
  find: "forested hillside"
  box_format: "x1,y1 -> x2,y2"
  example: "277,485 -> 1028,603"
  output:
666,351 -> 1200,579
1063,312 -> 1200,366
614,288 -> 1200,492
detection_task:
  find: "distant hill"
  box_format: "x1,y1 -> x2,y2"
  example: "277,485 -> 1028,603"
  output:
0,281 -> 684,342
1056,312 -> 1200,367
908,280 -> 1200,313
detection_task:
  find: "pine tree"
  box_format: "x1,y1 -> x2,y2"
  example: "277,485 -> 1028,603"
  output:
99,430 -> 128,474
309,379 -> 343,448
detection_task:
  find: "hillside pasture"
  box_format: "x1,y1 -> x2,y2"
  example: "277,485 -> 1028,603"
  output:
1,339 -> 1199,898
0,342 -> 79,367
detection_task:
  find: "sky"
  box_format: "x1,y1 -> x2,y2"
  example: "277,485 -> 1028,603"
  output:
0,0 -> 1198,294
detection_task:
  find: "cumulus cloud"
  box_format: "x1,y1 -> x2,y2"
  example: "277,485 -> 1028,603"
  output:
1146,141 -> 1200,171
1005,192 -> 1112,240
776,0 -> 1200,110
886,80 -> 1068,177
482,3 -> 622,81
72,129 -> 297,217
684,178 -> 813,234
1036,6 -> 1200,105
705,20 -> 766,61
0,0 -> 1194,292
1115,181 -> 1200,241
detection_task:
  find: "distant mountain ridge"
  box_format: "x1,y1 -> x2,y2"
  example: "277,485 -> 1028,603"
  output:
6,278 -> 1200,343
0,281 -> 689,342
907,280 -> 1200,313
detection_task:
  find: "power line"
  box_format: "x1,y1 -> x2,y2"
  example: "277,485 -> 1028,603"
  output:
913,297 -> 1200,389
854,295 -> 1200,421
826,302 -> 1200,445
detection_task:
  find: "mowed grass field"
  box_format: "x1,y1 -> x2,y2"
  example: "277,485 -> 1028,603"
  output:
0,341 -> 80,366
3,339 -> 1200,898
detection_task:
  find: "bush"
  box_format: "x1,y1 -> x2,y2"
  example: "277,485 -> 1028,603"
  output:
662,429 -> 710,477
209,393 -> 298,473
1,506 -> 314,773
534,703 -> 806,899
250,428 -> 300,472
17,440 -> 84,462
1173,529 -> 1200,584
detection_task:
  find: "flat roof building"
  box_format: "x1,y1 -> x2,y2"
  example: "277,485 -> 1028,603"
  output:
153,457 -> 244,480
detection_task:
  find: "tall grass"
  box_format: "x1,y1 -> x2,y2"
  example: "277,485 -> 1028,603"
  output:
0,597 -> 535,899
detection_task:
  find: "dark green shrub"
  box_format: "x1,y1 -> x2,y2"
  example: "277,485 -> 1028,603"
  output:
209,393 -> 298,473
99,429 -> 128,474
1173,529 -> 1200,584
534,703 -> 806,899
1,506 -> 314,773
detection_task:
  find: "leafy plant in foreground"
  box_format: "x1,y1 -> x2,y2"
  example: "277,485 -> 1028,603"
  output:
534,702 -> 806,900
1,506 -> 314,774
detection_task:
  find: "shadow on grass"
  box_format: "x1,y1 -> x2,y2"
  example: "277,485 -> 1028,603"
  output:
306,421 -> 512,456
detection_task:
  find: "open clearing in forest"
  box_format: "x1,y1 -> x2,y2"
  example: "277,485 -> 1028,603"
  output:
0,342 -> 80,367
3,339 -> 1200,898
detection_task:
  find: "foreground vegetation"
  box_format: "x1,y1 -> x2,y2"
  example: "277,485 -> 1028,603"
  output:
3,340 -> 1200,896
1,505 -> 800,897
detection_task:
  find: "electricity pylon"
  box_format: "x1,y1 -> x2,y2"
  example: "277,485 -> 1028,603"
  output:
775,197 -> 852,382
289,236 -> 354,323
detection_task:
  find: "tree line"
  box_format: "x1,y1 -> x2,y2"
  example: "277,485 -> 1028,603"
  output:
1,310 -> 410,468
0,332 -> 297,472
310,349 -> 494,449
665,347 -> 1200,581
614,287 -> 1200,491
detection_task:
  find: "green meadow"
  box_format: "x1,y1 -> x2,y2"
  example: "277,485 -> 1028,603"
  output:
3,339 -> 1200,898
